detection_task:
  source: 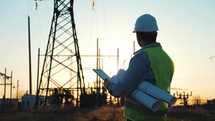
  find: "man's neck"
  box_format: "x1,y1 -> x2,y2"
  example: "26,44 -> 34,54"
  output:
141,41 -> 155,47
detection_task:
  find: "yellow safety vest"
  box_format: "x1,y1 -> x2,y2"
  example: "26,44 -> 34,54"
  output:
124,46 -> 174,121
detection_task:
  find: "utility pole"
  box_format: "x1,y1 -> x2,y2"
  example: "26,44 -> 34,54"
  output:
0,68 -> 12,110
3,68 -> 6,110
36,48 -> 40,94
28,16 -> 32,95
96,38 -> 100,106
17,80 -> 19,99
4,68 -> 6,100
10,71 -> 13,108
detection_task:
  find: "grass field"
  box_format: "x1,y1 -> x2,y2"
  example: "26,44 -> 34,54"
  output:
0,106 -> 215,121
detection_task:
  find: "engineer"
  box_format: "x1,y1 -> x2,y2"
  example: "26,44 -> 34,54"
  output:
104,14 -> 174,121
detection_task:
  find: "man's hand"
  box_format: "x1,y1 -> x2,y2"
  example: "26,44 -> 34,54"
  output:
103,79 -> 111,89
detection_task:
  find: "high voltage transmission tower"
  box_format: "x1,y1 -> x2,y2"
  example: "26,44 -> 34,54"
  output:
35,0 -> 86,108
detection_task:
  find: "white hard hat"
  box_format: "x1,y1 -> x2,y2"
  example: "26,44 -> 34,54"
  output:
134,14 -> 158,32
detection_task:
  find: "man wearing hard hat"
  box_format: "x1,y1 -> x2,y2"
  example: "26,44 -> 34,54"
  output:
104,14 -> 174,121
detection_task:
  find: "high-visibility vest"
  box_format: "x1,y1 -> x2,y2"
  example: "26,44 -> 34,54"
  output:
124,46 -> 174,121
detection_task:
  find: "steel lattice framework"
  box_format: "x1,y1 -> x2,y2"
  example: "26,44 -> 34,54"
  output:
35,0 -> 86,108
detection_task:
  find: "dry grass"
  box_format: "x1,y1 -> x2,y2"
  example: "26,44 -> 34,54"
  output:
0,106 -> 215,121
167,107 -> 215,121
87,106 -> 126,121
0,106 -> 126,121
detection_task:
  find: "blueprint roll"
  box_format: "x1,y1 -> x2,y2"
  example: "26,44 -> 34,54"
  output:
138,81 -> 176,105
132,90 -> 160,112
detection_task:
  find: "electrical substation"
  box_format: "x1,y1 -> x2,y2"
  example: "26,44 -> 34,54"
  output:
174,91 -> 192,107
3,0 -> 212,111
2,1 -> 215,121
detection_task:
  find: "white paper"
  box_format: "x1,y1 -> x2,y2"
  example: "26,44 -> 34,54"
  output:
138,81 -> 176,105
132,90 -> 160,112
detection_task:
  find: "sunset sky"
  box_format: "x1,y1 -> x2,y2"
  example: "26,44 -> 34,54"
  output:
0,0 -> 215,99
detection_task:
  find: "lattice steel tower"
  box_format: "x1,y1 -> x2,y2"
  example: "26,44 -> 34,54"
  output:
35,0 -> 86,108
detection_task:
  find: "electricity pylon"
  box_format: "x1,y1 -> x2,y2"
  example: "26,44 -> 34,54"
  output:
35,0 -> 86,108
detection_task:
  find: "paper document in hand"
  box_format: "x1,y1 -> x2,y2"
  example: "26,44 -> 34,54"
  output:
93,69 -> 111,81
